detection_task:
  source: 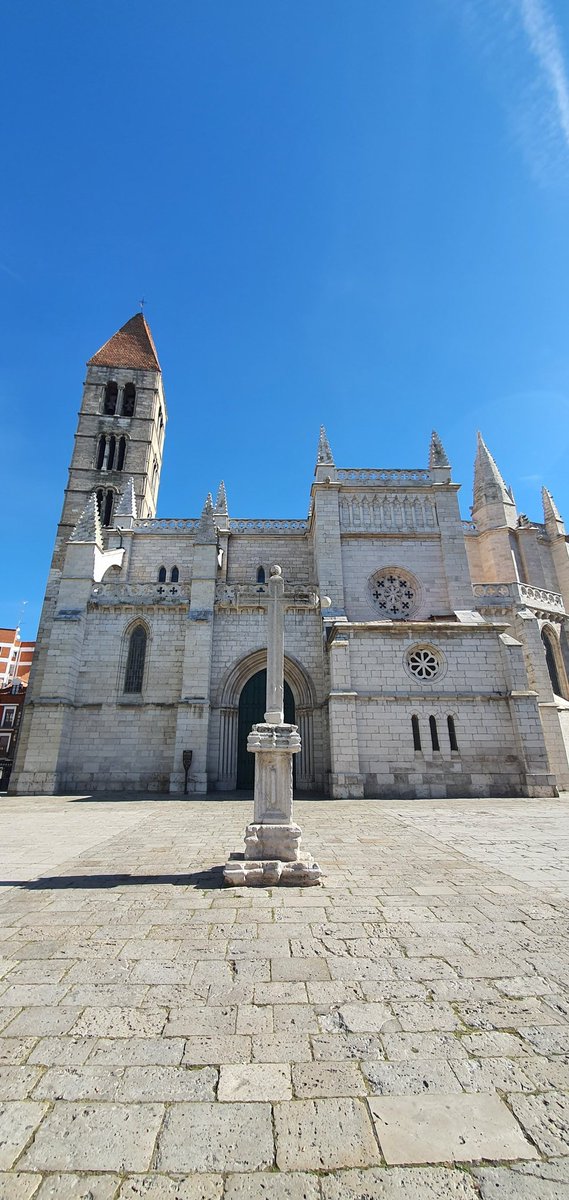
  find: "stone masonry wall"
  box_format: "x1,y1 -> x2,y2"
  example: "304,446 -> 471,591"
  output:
341,536 -> 449,621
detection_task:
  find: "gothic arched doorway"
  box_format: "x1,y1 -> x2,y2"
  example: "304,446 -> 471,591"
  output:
236,669 -> 295,790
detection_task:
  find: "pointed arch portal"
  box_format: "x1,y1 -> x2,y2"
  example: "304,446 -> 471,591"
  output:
236,670 -> 295,790
215,649 -> 316,792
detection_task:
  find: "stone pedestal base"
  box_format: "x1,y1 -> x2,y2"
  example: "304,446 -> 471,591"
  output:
224,720 -> 323,886
224,855 -> 323,887
245,822 -> 302,862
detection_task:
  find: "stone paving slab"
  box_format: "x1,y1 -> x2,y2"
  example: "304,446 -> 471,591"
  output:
0,792 -> 568,1194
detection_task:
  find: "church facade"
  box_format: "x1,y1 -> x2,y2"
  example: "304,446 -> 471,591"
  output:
11,314 -> 569,798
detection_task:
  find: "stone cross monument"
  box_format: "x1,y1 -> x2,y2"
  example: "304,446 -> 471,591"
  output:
224,565 -> 323,886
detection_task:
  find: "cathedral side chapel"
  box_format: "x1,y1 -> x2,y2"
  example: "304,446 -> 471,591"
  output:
11,313 -> 569,799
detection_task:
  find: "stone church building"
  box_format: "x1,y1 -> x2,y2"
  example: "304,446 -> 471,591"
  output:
11,314 -> 569,798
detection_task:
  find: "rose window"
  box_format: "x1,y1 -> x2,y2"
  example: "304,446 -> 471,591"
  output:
370,572 -> 417,619
406,646 -> 442,680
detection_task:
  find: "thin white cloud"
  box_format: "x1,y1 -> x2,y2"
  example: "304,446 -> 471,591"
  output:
441,0 -> 569,184
519,0 -> 569,149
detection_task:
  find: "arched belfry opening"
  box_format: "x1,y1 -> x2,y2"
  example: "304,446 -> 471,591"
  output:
236,670 -> 295,790
214,649 -> 316,793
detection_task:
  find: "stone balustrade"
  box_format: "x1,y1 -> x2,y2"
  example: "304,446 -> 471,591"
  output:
473,582 -> 565,614
337,468 -> 431,485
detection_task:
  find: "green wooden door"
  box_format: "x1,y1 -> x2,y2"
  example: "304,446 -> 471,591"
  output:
236,670 -> 295,790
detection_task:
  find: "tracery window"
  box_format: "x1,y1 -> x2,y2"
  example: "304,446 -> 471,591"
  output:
369,568 -> 419,619
406,647 -> 441,680
124,625 -> 147,694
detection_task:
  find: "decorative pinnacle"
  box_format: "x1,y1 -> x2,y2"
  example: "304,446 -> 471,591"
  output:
474,432 -> 515,509
317,425 -> 335,466
70,494 -> 103,548
114,477 -> 137,521
214,480 -> 228,516
542,487 -> 565,533
195,492 -> 217,544
429,430 -> 450,470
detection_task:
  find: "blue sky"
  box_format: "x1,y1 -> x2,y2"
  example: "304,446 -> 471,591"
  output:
3,0 -> 569,638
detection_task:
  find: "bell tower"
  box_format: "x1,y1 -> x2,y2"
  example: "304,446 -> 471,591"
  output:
62,311 -> 166,542
10,314 -> 167,791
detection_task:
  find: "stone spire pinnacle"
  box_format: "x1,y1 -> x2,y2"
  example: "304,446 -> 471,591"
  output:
69,494 -> 103,548
195,492 -> 217,544
542,487 -> 566,536
214,480 -> 228,516
114,478 -> 138,522
316,426 -> 335,466
474,433 -> 513,504
429,430 -> 450,469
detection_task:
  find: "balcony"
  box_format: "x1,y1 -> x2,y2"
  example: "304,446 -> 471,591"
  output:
473,582 -> 565,616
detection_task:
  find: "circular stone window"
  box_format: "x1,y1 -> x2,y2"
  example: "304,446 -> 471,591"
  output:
368,568 -> 420,619
404,644 -> 446,682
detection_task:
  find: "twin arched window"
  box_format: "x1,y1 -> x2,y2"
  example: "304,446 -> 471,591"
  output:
124,625 -> 147,693
158,566 -> 179,583
96,434 -> 126,472
103,380 -> 136,417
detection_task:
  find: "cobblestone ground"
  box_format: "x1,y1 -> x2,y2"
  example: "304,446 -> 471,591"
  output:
0,793 -> 568,1198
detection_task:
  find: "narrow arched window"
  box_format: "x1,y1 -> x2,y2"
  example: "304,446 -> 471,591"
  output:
158,566 -> 166,583
411,715 -> 421,751
107,434 -> 116,470
96,436 -> 106,470
542,628 -> 563,696
447,715 -> 458,752
103,381 -> 118,415
96,488 -> 104,515
124,625 -> 147,693
429,715 -> 440,751
170,566 -> 179,583
256,566 -> 266,584
102,490 -> 114,527
116,436 -> 126,471
122,383 -> 136,417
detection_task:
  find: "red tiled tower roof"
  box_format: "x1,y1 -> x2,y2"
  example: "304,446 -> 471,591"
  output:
87,313 -> 161,371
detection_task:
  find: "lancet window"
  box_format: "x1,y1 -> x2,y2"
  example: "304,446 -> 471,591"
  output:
124,625 -> 147,694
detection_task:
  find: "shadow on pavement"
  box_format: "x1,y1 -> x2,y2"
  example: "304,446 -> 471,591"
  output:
0,866 -> 226,891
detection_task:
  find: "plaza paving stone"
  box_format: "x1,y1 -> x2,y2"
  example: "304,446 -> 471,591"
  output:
0,793 -> 568,1195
